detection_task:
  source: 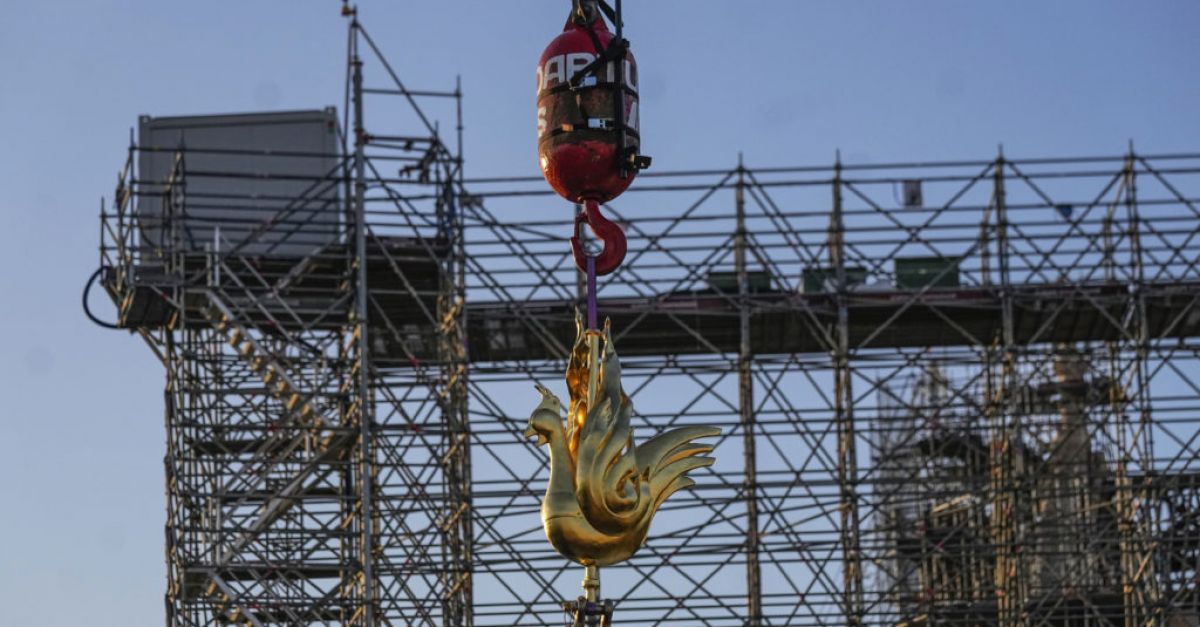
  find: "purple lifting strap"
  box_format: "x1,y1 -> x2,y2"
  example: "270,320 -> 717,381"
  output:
586,255 -> 598,330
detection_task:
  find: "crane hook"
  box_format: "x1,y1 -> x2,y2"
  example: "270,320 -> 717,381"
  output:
571,200 -> 627,276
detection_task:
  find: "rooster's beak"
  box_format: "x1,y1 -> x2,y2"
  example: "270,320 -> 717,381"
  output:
523,424 -> 548,446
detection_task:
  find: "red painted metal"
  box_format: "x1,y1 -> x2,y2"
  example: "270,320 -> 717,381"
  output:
536,15 -> 640,204
571,200 -> 627,276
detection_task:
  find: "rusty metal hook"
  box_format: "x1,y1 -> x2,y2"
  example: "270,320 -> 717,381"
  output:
571,200 -> 627,276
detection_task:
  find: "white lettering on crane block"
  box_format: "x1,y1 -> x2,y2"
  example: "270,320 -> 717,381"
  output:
538,53 -> 638,93
567,53 -> 593,83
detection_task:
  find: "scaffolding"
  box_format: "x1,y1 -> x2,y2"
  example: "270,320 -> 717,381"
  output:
94,9 -> 1200,627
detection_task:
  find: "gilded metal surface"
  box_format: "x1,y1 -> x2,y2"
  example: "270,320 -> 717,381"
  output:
524,313 -> 720,567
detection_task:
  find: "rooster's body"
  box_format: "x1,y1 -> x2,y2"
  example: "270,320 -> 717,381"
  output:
525,315 -> 719,567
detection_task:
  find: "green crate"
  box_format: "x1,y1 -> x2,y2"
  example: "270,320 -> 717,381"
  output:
706,270 -> 773,294
895,256 -> 961,289
801,266 -> 867,293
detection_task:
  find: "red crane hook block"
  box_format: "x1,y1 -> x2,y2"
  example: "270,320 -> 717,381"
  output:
571,200 -> 627,276
537,6 -> 649,205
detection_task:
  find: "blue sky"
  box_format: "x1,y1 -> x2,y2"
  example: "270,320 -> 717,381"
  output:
0,1 -> 1197,624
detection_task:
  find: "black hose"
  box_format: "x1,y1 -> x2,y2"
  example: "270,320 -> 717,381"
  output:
83,267 -> 121,329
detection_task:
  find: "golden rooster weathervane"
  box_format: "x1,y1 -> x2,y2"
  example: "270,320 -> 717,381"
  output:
525,314 -> 719,625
